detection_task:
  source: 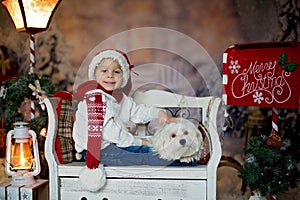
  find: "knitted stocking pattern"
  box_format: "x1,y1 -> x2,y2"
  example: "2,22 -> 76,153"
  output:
85,92 -> 106,169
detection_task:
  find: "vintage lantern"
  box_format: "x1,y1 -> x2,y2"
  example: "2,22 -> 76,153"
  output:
5,122 -> 41,186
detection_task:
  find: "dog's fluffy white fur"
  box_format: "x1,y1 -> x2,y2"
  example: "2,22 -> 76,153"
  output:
152,118 -> 203,163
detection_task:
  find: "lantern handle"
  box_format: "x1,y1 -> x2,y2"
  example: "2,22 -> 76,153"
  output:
5,130 -> 14,176
28,130 -> 41,176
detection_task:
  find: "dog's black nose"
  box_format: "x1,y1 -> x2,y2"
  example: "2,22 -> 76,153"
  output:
179,139 -> 186,146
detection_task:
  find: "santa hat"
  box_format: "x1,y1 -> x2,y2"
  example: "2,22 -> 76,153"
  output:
88,49 -> 133,88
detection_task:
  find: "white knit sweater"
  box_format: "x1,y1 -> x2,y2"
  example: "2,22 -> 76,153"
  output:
72,90 -> 161,153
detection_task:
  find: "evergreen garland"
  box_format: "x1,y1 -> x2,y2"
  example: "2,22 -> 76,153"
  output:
0,72 -> 55,132
239,135 -> 300,196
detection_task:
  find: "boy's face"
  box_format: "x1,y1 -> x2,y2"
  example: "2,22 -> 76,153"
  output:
94,58 -> 123,91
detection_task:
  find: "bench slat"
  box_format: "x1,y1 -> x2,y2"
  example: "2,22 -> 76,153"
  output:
58,163 -> 207,179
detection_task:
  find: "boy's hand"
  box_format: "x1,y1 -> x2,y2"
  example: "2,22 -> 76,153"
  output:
141,138 -> 152,146
157,110 -> 177,126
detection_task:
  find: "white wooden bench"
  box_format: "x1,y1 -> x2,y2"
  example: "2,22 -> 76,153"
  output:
44,89 -> 222,200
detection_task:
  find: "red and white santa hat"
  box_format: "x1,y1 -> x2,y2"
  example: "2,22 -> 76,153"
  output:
88,49 -> 133,88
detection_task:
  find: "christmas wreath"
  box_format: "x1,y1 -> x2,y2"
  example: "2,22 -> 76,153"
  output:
239,135 -> 300,196
0,72 -> 55,133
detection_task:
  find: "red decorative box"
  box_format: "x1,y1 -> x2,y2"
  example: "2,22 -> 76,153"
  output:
222,42 -> 300,108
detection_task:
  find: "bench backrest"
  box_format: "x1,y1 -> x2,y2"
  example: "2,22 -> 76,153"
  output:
44,90 -> 222,166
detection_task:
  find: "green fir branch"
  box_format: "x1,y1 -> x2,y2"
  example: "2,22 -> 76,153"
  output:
0,72 -> 55,131
239,136 -> 300,196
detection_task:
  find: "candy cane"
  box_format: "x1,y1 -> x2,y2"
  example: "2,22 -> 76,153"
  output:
266,107 -> 283,146
29,34 -> 35,74
272,108 -> 278,135
30,100 -> 35,119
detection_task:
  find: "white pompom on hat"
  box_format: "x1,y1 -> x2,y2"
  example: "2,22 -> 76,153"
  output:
88,49 -> 132,88
79,165 -> 106,192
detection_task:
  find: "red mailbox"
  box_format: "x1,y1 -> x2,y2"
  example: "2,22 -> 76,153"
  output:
222,42 -> 300,109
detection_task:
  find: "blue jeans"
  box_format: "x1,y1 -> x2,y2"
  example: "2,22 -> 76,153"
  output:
98,144 -> 198,166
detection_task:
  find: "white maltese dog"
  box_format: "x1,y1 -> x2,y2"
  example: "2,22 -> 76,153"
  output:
152,118 -> 203,163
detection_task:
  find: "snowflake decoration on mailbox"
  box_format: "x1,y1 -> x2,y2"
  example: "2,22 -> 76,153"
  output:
222,42 -> 300,109
229,60 -> 241,74
253,91 -> 264,104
